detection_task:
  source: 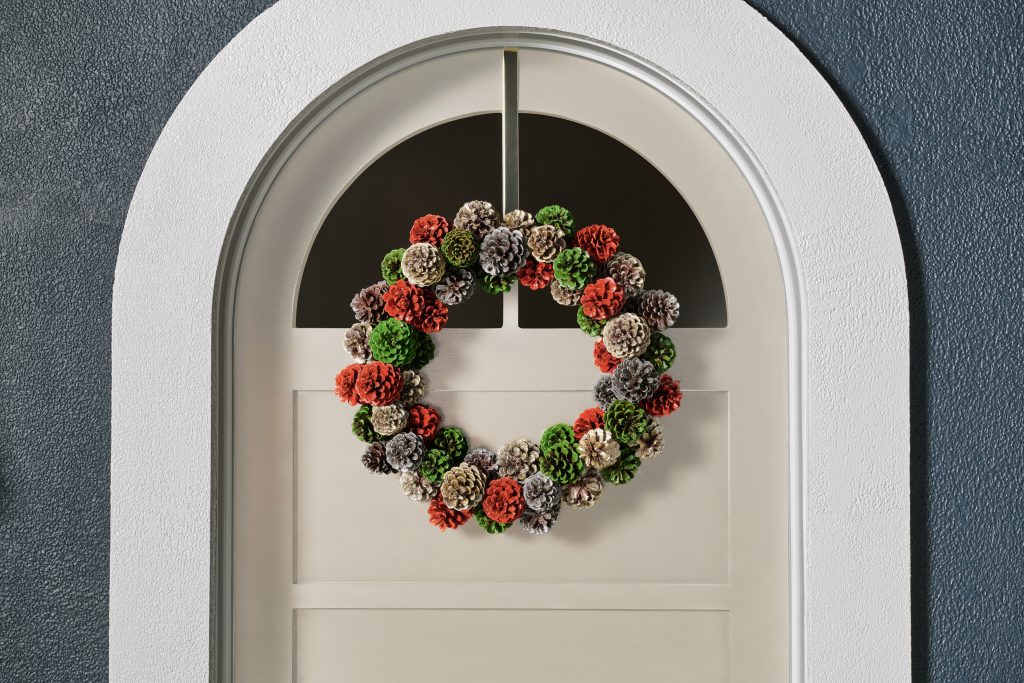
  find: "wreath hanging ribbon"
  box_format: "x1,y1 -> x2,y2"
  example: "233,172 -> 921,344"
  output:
336,201 -> 683,535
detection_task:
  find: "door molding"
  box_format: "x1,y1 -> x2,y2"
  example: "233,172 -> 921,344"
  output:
110,3 -> 909,681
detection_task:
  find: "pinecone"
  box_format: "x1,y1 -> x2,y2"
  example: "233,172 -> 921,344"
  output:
580,277 -> 625,320
637,289 -> 680,330
344,322 -> 373,362
453,200 -> 497,240
419,448 -> 452,484
406,403 -> 440,442
434,426 -> 469,460
409,213 -> 450,247
361,442 -> 394,474
478,272 -> 515,295
368,318 -> 418,367
354,361 -> 404,406
474,506 -> 512,534
401,242 -> 446,286
440,227 -> 478,268
428,495 -> 472,531
519,506 -> 560,535
370,403 -> 408,436
602,313 -> 651,359
400,470 -> 438,501
550,280 -> 582,306
603,452 -> 641,485
606,252 -> 646,297
552,247 -> 596,291
577,307 -> 606,336
385,432 -> 425,472
577,428 -> 621,470
642,332 -> 677,372
535,204 -> 575,236
538,441 -> 585,485
604,399 -> 650,445
527,224 -> 567,263
479,226 -> 528,276
522,472 -> 561,512
380,248 -> 406,285
501,209 -> 535,235
400,370 -> 425,405
497,438 -> 541,480
350,281 -> 389,324
435,268 -> 475,306
573,407 -> 605,440
352,405 -> 384,443
563,471 -> 604,509
634,420 -> 665,460
611,358 -> 660,402
482,477 -> 526,523
592,375 -> 617,410
440,463 -> 487,510
408,329 -> 435,371
464,448 -> 498,477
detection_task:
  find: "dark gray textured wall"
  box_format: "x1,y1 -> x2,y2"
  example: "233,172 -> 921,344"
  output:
0,1 -> 1020,680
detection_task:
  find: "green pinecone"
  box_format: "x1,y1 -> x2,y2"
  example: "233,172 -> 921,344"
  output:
602,452 -> 641,485
552,248 -> 595,291
642,332 -> 677,372
535,204 -> 575,236
434,426 -> 469,461
539,441 -> 585,484
478,272 -> 515,295
576,306 -> 606,336
419,448 -> 453,484
540,423 -> 574,452
381,248 -> 406,285
604,399 -> 650,444
407,330 -> 435,371
474,506 -> 512,534
440,227 -> 478,267
368,318 -> 418,367
352,405 -> 385,443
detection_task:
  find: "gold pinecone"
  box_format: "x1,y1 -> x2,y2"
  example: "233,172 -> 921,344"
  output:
577,428 -> 621,470
440,463 -> 487,510
602,313 -> 651,359
527,224 -> 567,263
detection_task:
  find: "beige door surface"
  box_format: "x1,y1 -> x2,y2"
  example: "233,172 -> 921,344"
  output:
231,49 -> 789,682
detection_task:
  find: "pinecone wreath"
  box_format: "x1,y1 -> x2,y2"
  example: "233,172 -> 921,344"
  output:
335,202 -> 683,535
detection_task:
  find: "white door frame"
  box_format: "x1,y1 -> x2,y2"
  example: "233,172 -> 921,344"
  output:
110,2 -> 910,681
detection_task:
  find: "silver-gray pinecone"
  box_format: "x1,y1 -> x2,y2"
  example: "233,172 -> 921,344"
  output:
522,472 -> 560,512
478,226 -> 528,276
435,268 -> 475,306
496,438 -> 541,480
350,281 -> 389,324
454,200 -> 497,240
637,289 -> 680,330
385,432 -> 425,472
400,369 -> 425,406
344,322 -> 373,362
399,470 -> 438,501
593,375 -> 617,410
527,224 -> 566,263
602,313 -> 651,359
606,252 -> 646,297
611,358 -> 660,401
439,463 -> 487,510
550,280 -> 582,306
463,447 -> 498,477
519,506 -> 559,535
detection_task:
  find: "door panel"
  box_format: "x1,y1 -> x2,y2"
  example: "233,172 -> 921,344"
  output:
232,47 -> 789,682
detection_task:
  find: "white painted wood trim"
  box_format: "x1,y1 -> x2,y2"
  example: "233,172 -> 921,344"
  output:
110,1 -> 909,681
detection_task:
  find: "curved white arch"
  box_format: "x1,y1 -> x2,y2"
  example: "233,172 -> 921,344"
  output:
111,1 -> 909,681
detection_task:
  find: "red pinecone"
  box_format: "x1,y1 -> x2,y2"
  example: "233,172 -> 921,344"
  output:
580,277 -> 625,320
407,404 -> 440,442
334,364 -> 362,405
640,374 -> 683,416
409,213 -> 450,247
383,279 -> 429,324
481,477 -> 525,524
428,495 -> 472,530
575,224 -> 620,264
574,407 -> 605,439
593,338 -> 622,373
411,298 -> 449,334
354,361 -> 403,406
517,258 -> 554,290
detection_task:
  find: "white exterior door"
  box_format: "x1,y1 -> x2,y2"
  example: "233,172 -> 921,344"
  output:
230,48 -> 789,682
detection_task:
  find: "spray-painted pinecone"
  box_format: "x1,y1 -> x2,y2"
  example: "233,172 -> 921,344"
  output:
440,463 -> 487,510
562,470 -> 604,509
479,227 -> 528,276
497,438 -> 541,480
606,252 -> 646,297
454,200 -> 497,240
463,447 -> 498,478
637,289 -> 680,330
611,358 -> 660,402
401,242 -> 446,287
361,442 -> 394,474
400,370 -> 425,406
350,281 -> 389,324
385,432 -> 425,472
501,209 -> 535,236
370,404 -> 408,436
577,428 -> 621,470
522,472 -> 561,512
593,375 -> 618,410
550,280 -> 582,307
519,506 -> 560,535
634,420 -> 666,460
435,268 -> 475,306
400,470 -> 439,501
602,313 -> 651,359
344,322 -> 373,362
527,224 -> 567,263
